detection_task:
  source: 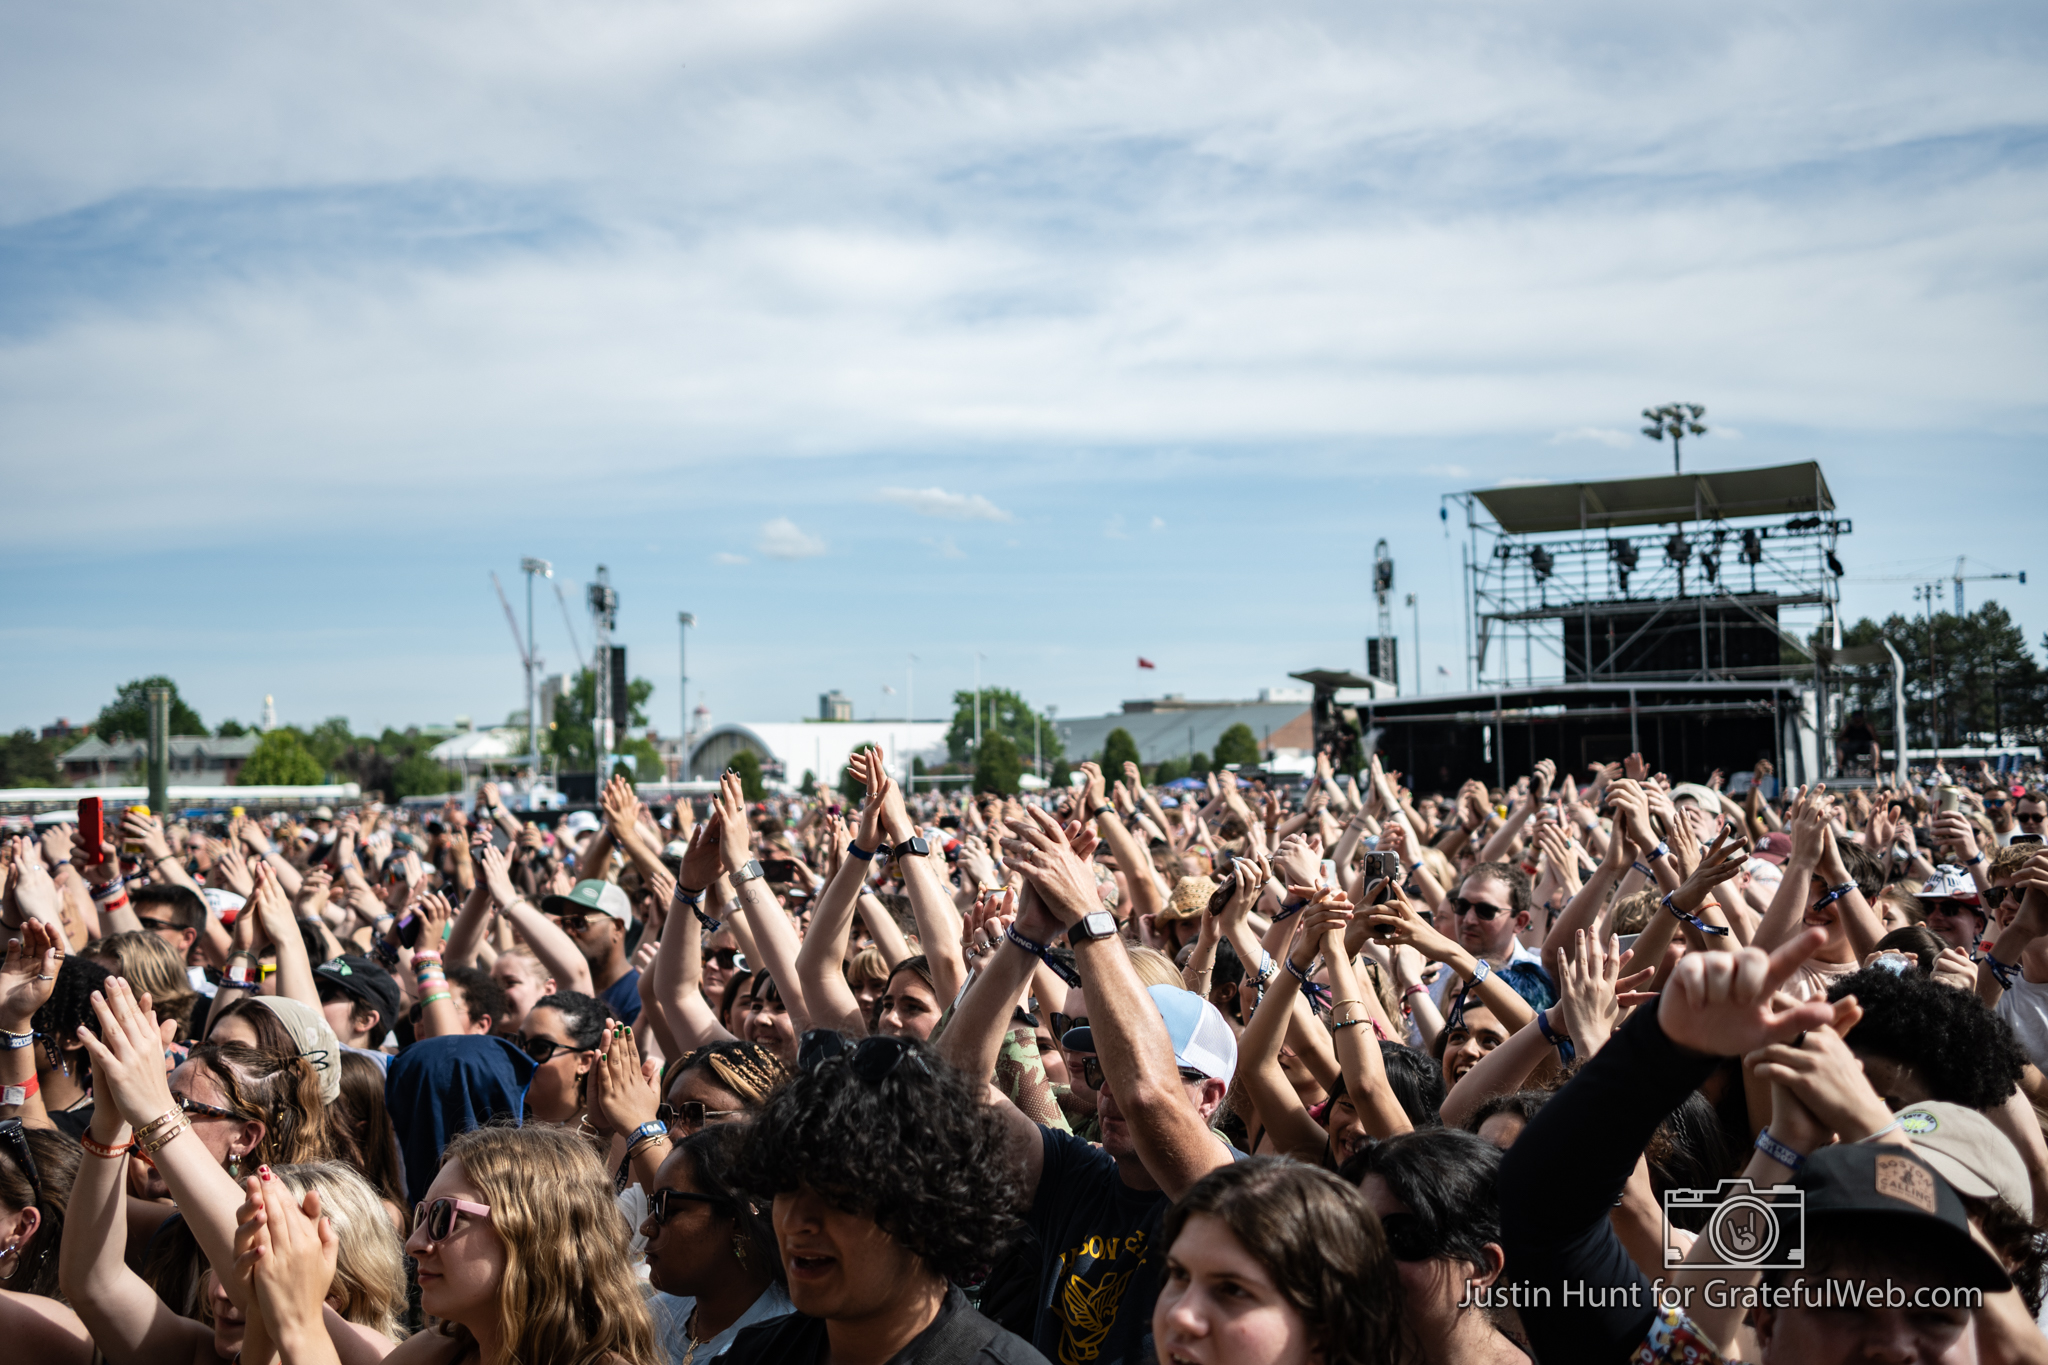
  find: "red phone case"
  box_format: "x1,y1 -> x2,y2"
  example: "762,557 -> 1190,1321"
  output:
77,796 -> 108,865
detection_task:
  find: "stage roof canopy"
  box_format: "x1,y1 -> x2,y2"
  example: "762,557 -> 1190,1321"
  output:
1470,462 -> 1834,535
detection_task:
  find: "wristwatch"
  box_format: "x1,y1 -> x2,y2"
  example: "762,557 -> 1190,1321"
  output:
1067,910 -> 1119,944
892,836 -> 930,859
731,859 -> 765,885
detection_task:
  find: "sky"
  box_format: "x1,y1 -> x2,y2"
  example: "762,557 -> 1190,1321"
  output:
2,1 -> 2045,741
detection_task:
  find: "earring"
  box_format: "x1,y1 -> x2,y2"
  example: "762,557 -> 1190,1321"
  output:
226,1155 -> 241,1179
731,1234 -> 748,1267
0,1245 -> 16,1281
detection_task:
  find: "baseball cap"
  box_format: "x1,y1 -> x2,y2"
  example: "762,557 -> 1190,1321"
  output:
541,879 -> 632,925
562,811 -> 602,834
1917,865 -> 1983,907
1669,782 -> 1720,810
661,839 -> 691,865
309,806 -> 335,821
314,955 -> 402,1034
1796,1142 -> 2009,1293
1754,832 -> 1793,866
1061,984 -> 1238,1082
1896,1102 -> 2034,1221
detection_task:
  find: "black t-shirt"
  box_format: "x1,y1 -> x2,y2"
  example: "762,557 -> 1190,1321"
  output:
722,1284 -> 1048,1365
1024,1128 -> 1174,1365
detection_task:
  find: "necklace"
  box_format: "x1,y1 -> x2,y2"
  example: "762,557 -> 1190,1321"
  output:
679,1308 -> 710,1365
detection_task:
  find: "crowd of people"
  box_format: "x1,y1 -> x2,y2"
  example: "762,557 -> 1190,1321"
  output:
3,748 -> 2048,1363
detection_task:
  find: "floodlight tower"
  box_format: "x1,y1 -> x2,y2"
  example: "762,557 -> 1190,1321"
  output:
521,558 -> 552,768
589,566 -> 619,782
1641,404 -> 1708,473
1371,540 -> 1396,689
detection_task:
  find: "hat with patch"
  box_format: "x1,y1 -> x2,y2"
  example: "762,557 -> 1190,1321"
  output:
1795,1142 -> 2009,1292
540,878 -> 632,925
1916,864 -> 1983,908
1895,1101 -> 2033,1222
314,954 -> 403,1035
1754,831 -> 1794,866
1060,984 -> 1237,1082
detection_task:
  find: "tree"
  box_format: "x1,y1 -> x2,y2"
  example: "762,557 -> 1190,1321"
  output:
729,750 -> 766,801
945,688 -> 1064,773
612,735 -> 664,785
215,719 -> 248,737
1825,601 -> 2047,751
1152,755 -> 1188,784
390,753 -> 461,799
0,730 -> 61,787
95,677 -> 204,740
1101,728 -> 1141,774
238,730 -> 323,786
1188,751 -> 1211,777
302,718 -> 355,774
975,733 -> 1023,796
546,668 -> 655,769
1214,723 -> 1262,769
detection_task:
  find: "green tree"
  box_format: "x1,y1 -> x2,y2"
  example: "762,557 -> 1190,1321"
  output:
215,719 -> 248,737
546,668 -> 655,768
390,753 -> 462,798
1188,751 -> 1211,777
974,733 -> 1024,796
1101,727 -> 1141,774
238,729 -> 323,785
95,676 -> 204,740
1213,723 -> 1262,769
838,743 -> 879,802
945,688 -> 1063,773
302,718 -> 355,774
0,730 -> 62,787
1152,755 -> 1188,784
729,749 -> 766,800
1825,601 -> 2047,750
612,735 -> 664,784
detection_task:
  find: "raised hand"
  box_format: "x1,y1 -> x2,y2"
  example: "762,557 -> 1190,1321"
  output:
1272,832 -> 1322,889
1001,808 -> 1099,926
1657,930 -> 1837,1057
1668,824 -> 1750,918
76,977 -> 177,1130
5,839 -> 60,927
1553,929 -> 1637,1055
586,1023 -> 661,1136
478,842 -> 520,907
0,919 -> 62,1030
1363,884 -> 1463,965
239,1173 -> 341,1352
411,891 -> 455,948
1532,758 -> 1557,801
1748,1006 -> 1896,1143
716,771 -> 753,872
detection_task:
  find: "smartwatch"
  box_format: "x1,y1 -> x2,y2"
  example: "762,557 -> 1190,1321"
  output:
731,859 -> 765,886
892,836 -> 931,859
1067,910 -> 1120,944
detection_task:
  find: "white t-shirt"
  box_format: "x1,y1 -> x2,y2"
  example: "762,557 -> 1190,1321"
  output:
1996,975 -> 2048,1072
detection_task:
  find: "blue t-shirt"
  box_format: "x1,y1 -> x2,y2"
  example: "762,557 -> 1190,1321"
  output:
601,969 -> 643,1024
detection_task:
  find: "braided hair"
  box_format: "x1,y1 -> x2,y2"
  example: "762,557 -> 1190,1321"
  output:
664,1040 -> 793,1108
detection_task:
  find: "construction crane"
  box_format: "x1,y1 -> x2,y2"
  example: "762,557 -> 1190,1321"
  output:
1952,557 -> 2025,615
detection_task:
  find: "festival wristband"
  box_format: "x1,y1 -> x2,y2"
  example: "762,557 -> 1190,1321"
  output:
1662,892 -> 1730,938
1,1073 -> 37,1106
1754,1127 -> 1806,1172
1005,925 -> 1080,987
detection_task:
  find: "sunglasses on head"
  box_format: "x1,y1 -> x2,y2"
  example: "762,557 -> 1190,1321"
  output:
172,1091 -> 239,1121
1078,1056 -> 1206,1092
1376,1211 -> 1436,1262
1449,896 -> 1508,922
645,1187 -> 727,1228
797,1030 -> 930,1083
412,1196 -> 491,1242
657,1100 -> 745,1132
518,1034 -> 585,1065
0,1119 -> 39,1205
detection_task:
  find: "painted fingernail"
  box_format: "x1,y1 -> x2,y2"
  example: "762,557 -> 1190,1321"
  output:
259,1165 -> 272,1180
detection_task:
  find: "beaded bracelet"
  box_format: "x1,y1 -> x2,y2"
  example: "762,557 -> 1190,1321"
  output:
419,991 -> 453,1008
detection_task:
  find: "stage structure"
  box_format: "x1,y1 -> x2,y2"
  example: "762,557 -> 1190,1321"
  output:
1296,462 -> 1863,793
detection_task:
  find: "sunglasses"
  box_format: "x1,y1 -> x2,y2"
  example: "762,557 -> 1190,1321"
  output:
0,1119 -> 39,1205
553,913 -> 603,934
1050,1013 -> 1088,1041
412,1196 -> 491,1242
657,1100 -> 745,1133
1449,896 -> 1509,922
1078,1056 -> 1206,1092
1377,1211 -> 1435,1263
518,1034 -> 586,1065
2021,812 -> 2047,825
645,1187 -> 728,1228
172,1092 -> 239,1121
701,948 -> 742,970
1985,886 -> 2010,909
797,1030 -> 931,1083
134,916 -> 181,934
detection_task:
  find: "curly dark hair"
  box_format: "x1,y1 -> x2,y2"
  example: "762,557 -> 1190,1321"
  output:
730,1035 -> 1020,1282
1463,862 -> 1532,920
1162,1158 -> 1401,1365
1342,1127 -> 1502,1270
1827,966 -> 2025,1110
1379,1042 -> 1445,1128
32,954 -> 112,1082
1465,1089 -> 1550,1140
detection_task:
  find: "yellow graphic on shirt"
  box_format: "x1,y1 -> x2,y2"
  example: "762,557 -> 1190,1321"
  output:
1053,1230 -> 1148,1365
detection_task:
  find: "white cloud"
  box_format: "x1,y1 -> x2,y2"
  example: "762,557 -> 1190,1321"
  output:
921,535 -> 967,559
1104,514 -> 1128,539
1714,426 -> 1745,440
877,487 -> 1012,521
1548,427 -> 1634,448
1149,516 -> 1166,531
755,519 -> 826,560
712,551 -> 749,565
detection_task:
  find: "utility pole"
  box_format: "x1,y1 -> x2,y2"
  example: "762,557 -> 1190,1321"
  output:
678,612 -> 695,782
520,558 -> 551,774
1407,592 -> 1421,695
973,653 -> 985,751
589,566 -> 618,786
146,686 -> 170,813
1640,404 -> 1707,474
1913,580 -> 1944,759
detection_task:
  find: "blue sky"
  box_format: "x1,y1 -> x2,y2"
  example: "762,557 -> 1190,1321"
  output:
2,2 -> 2044,739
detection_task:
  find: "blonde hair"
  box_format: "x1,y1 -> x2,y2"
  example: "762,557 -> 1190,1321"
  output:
845,946 -> 892,995
1128,945 -> 1183,989
91,930 -> 199,1041
271,1162 -> 407,1340
494,946 -> 551,985
1611,888 -> 1659,936
438,1126 -> 660,1365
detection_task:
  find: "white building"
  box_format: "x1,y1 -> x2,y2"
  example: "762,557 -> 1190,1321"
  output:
687,722 -> 952,792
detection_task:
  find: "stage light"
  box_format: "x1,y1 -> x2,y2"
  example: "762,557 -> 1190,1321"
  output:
1530,546 -> 1554,581
1741,528 -> 1764,565
1664,532 -> 1692,567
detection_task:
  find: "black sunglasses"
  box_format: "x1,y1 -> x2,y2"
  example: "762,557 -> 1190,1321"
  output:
1985,886 -> 2010,909
0,1119 -> 38,1205
519,1034 -> 585,1065
701,948 -> 742,969
645,1187 -> 728,1227
134,916 -> 181,934
1078,1056 -> 1206,1092
1377,1211 -> 1435,1262
797,1030 -> 931,1083
657,1100 -> 745,1132
1449,896 -> 1508,922
1050,1013 -> 1088,1041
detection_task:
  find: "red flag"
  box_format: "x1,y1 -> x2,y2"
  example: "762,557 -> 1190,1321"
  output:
1137,657 -> 1156,669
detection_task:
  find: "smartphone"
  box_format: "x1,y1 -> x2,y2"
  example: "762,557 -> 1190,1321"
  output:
1319,858 -> 1338,889
938,816 -> 962,830
2015,835 -> 2044,846
77,796 -> 107,865
1361,850 -> 1402,908
123,804 -> 150,854
396,913 -> 424,948
762,858 -> 800,885
1939,786 -> 1962,816
1873,952 -> 1916,976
